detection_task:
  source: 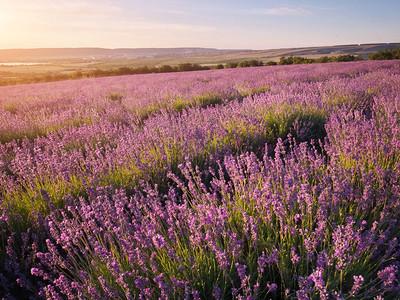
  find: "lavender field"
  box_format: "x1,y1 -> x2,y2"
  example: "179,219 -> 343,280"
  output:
0,60 -> 399,299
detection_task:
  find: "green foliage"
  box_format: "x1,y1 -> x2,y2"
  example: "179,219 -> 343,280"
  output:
159,65 -> 175,73
316,56 -> 331,63
116,67 -> 133,75
213,64 -> 224,69
238,85 -> 270,98
72,71 -> 83,78
368,46 -> 400,60
264,61 -> 278,66
108,92 -> 125,102
227,60 -> 264,69
279,55 -> 363,65
279,56 -> 294,65
335,55 -> 363,62
0,64 -> 213,87
249,60 -> 264,67
237,60 -> 263,68
225,61 -> 238,68
177,63 -> 209,72
172,97 -> 191,112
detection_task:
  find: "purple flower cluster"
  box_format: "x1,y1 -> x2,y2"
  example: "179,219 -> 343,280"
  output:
21,138 -> 400,297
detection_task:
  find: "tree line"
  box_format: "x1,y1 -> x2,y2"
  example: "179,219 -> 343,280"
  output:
367,46 -> 400,60
1,47 -> 399,86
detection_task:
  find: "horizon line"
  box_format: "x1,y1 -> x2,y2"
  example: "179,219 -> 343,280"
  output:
1,42 -> 399,52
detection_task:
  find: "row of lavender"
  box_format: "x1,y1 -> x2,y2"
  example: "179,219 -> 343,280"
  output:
0,61 -> 397,143
1,61 -> 400,298
1,62 -> 399,217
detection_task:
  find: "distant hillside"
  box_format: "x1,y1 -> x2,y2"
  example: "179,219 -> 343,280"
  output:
222,43 -> 400,63
0,47 -> 239,61
270,43 -> 400,58
1,43 -> 399,62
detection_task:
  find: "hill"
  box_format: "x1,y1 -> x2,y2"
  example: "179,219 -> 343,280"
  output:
0,43 -> 399,86
0,47 -> 238,61
0,43 -> 399,63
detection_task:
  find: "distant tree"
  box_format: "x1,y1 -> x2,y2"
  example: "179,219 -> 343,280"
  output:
158,65 -> 175,73
355,55 -> 363,61
317,56 -> 330,63
249,60 -> 263,67
137,66 -> 151,73
117,67 -> 133,75
264,61 -> 278,66
192,63 -> 209,71
225,62 -> 238,68
231,60 -> 264,68
368,48 -> 399,60
177,63 -> 191,71
328,56 -> 339,63
178,63 -> 192,71
336,55 -> 358,62
213,64 -> 224,69
237,61 -> 250,68
395,47 -> 400,59
148,66 -> 158,73
279,56 -> 294,65
176,63 -> 209,72
92,69 -> 107,77
292,56 -> 306,64
44,74 -> 53,82
72,71 -> 83,78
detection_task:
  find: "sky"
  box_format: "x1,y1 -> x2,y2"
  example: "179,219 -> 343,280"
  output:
0,0 -> 399,50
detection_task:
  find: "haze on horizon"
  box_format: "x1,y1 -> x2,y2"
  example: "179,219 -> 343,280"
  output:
0,0 -> 399,50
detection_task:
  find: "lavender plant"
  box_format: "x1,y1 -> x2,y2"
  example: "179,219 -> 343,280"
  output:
29,138 -> 400,298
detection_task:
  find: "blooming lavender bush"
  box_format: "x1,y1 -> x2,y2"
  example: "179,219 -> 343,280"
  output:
1,60 -> 400,299
25,139 -> 400,298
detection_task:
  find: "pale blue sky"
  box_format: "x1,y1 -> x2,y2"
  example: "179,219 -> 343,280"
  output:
0,0 -> 399,49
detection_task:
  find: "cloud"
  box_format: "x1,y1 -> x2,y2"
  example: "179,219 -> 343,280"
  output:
147,23 -> 214,32
162,9 -> 192,16
67,20 -> 214,33
250,6 -> 312,16
0,0 -> 122,18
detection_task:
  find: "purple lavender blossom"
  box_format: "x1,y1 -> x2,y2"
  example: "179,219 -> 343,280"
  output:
377,265 -> 398,291
350,275 -> 364,296
267,282 -> 277,292
291,247 -> 301,265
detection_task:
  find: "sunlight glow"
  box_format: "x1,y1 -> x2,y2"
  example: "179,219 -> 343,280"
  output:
0,0 -> 399,49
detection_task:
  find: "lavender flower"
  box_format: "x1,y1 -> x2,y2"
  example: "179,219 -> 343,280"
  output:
350,275 -> 364,296
309,268 -> 328,300
377,265 -> 398,291
291,247 -> 301,265
267,282 -> 277,292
